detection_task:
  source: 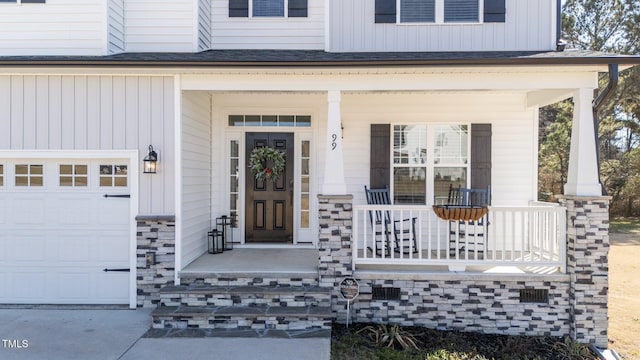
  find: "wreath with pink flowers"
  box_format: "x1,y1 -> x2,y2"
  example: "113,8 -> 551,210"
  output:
248,146 -> 286,182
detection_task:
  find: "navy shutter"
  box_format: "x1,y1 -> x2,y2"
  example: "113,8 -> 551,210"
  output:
470,124 -> 492,202
484,0 -> 505,22
375,0 -> 396,24
288,0 -> 307,17
370,124 -> 391,189
229,0 -> 249,17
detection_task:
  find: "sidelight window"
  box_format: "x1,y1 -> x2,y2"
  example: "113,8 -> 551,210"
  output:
300,140 -> 311,228
229,140 -> 240,227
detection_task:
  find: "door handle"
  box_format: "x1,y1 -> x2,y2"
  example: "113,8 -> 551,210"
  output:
104,194 -> 131,198
103,268 -> 130,272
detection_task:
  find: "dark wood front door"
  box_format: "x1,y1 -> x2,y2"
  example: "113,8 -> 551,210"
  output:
245,132 -> 294,243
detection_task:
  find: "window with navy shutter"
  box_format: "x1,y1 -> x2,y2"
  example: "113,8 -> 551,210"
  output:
401,0 -> 435,23
376,0 -> 503,24
230,0 -> 307,18
0,0 -> 46,3
253,0 -> 284,17
444,0 -> 478,22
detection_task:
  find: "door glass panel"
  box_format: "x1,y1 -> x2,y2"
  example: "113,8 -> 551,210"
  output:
300,140 -> 311,229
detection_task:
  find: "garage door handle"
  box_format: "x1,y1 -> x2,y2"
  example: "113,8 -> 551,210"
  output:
103,268 -> 130,272
104,194 -> 130,198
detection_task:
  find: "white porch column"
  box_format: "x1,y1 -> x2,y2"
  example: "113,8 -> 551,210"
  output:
322,90 -> 347,195
564,88 -> 602,196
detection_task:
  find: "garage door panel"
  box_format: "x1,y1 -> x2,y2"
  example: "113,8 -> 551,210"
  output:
0,196 -> 6,224
56,272 -> 91,299
57,235 -> 91,262
12,198 -> 45,225
10,272 -> 47,299
97,233 -> 130,263
99,199 -> 131,225
10,234 -> 47,262
0,233 -> 6,261
55,198 -> 92,225
97,272 -> 129,300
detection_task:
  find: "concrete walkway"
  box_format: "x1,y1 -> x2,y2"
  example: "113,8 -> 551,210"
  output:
0,308 -> 330,360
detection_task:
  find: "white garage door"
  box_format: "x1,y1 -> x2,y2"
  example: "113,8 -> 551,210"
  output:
0,159 -> 131,304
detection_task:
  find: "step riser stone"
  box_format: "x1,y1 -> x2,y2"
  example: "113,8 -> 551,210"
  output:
160,294 -> 331,308
152,315 -> 332,331
180,276 -> 318,287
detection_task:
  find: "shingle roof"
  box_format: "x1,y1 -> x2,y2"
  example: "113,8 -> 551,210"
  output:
1,49 -> 639,67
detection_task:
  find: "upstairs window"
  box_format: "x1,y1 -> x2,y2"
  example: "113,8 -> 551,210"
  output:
400,0 -> 435,23
0,0 -> 46,3
377,0 -> 503,24
229,0 -> 307,18
400,0 -> 478,23
253,0 -> 284,17
444,0 -> 479,22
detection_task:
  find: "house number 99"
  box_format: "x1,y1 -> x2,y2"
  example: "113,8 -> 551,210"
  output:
331,134 -> 337,150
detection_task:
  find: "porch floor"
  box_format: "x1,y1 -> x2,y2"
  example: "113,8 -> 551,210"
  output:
180,248 -> 319,278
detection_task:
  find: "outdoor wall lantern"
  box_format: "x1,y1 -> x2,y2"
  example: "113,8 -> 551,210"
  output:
143,145 -> 158,174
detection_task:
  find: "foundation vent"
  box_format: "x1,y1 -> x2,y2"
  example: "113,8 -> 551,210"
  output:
519,289 -> 549,303
372,287 -> 401,301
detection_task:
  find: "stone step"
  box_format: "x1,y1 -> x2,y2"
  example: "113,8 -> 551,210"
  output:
151,305 -> 333,331
158,285 -> 332,308
178,271 -> 319,287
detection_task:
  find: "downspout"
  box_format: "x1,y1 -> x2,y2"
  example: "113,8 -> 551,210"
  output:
556,0 -> 562,47
556,0 -> 566,51
592,64 -> 619,195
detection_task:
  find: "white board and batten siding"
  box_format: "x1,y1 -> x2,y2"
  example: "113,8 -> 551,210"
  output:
0,75 -> 175,215
339,92 -> 537,207
0,0 -> 106,56
329,0 -> 556,52
181,91 -> 212,267
210,0 -> 325,50
108,0 -> 126,54
124,0 -> 197,52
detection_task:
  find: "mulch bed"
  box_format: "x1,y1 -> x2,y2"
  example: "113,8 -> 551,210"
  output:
331,323 -> 597,360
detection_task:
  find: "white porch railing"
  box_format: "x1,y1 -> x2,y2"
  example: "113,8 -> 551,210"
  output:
352,203 -> 566,273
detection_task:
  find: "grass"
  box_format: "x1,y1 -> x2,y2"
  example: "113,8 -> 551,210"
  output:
609,217 -> 640,233
331,323 -> 597,360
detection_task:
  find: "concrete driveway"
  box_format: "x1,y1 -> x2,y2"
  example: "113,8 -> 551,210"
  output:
0,308 -> 331,360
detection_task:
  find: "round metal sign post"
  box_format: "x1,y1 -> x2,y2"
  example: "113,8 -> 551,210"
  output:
339,277 -> 359,328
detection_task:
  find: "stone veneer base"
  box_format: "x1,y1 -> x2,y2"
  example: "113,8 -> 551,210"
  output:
343,271 -> 571,337
136,215 -> 176,308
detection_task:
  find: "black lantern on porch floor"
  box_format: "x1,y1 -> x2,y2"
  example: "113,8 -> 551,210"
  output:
208,229 -> 223,254
216,215 -> 234,251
